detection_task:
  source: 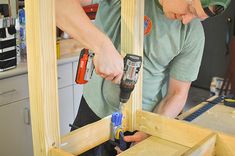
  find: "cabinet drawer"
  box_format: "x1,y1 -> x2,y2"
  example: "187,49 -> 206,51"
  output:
58,63 -> 73,89
0,74 -> 28,106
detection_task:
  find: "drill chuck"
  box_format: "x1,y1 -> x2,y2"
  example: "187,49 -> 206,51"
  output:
120,54 -> 142,103
120,81 -> 134,103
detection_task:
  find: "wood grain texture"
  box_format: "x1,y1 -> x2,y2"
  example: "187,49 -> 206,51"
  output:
191,105 -> 235,136
177,96 -> 218,120
60,116 -> 112,155
216,133 -> 235,156
50,148 -> 75,156
183,133 -> 216,156
25,0 -> 61,155
121,0 -> 144,131
136,111 -> 213,148
118,136 -> 189,156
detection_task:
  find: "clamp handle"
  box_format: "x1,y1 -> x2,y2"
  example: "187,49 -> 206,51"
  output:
111,112 -> 123,127
111,112 -> 127,151
118,131 -> 127,151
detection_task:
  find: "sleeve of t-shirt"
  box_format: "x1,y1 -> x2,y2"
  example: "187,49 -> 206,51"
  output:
92,0 -> 101,4
169,21 -> 205,82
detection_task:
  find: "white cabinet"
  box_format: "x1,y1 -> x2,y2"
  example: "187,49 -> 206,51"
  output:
0,74 -> 28,106
73,84 -> 83,118
57,63 -> 74,135
58,86 -> 74,136
0,61 -> 83,156
57,62 -> 83,134
58,63 -> 73,89
72,62 -> 83,118
0,99 -> 33,156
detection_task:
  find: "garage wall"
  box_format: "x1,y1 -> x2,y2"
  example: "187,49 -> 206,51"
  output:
193,1 -> 235,89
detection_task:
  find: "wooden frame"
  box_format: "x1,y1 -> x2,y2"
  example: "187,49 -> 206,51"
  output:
120,0 -> 145,131
26,0 -> 235,155
25,0 -> 61,156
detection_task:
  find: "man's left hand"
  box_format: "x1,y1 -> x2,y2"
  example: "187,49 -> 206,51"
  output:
115,131 -> 150,154
124,131 -> 150,146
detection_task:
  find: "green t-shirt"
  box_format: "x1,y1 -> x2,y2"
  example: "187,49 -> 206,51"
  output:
84,0 -> 205,118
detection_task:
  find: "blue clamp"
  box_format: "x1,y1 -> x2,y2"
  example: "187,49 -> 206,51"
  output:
112,112 -> 123,127
111,112 -> 127,151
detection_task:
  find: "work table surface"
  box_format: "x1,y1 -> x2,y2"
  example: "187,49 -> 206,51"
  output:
0,51 -> 80,80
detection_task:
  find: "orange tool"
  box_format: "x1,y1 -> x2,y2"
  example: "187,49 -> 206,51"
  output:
75,49 -> 94,84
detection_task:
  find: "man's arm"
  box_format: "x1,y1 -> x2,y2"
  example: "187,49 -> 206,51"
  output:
154,78 -> 191,118
55,0 -> 123,83
124,78 -> 191,145
79,0 -> 92,6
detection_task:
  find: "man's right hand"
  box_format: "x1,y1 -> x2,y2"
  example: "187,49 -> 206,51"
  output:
93,38 -> 124,84
56,0 -> 123,84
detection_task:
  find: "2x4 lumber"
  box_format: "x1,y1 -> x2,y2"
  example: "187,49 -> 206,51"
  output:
216,133 -> 235,156
136,110 -> 213,148
118,136 -> 189,156
121,0 -> 144,131
50,148 -> 75,156
182,133 -> 216,156
25,0 -> 60,155
60,116 -> 112,155
177,96 -> 218,120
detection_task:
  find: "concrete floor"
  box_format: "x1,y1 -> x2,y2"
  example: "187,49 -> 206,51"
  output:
184,87 -> 211,111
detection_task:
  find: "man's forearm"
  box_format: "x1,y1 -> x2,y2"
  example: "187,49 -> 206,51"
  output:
154,93 -> 188,118
55,0 -> 110,53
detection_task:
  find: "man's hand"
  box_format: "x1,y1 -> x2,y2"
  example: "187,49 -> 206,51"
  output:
93,38 -> 124,84
124,131 -> 150,146
56,0 -> 123,84
115,131 -> 150,154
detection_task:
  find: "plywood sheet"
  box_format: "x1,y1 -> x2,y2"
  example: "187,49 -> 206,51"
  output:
191,105 -> 235,136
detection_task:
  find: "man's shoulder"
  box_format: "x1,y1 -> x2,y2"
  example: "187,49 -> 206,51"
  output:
92,0 -> 120,4
187,19 -> 204,38
92,0 -> 100,4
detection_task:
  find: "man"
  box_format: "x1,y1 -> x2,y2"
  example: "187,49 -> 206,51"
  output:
56,0 -> 231,155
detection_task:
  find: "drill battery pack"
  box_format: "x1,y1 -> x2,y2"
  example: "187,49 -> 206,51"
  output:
75,48 -> 94,84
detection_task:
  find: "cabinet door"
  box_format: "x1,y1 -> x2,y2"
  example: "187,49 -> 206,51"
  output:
72,61 -> 83,118
0,99 -> 33,156
57,63 -> 73,89
58,86 -> 74,136
73,84 -> 83,118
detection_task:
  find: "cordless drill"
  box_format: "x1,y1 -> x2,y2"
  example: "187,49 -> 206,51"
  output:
75,49 -> 142,103
119,54 -> 142,103
76,49 -> 142,151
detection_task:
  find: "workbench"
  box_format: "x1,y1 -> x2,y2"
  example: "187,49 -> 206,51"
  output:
116,96 -> 235,156
25,0 -> 235,155
178,96 -> 235,136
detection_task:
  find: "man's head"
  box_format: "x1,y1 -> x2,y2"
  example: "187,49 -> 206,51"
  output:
159,0 -> 231,24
